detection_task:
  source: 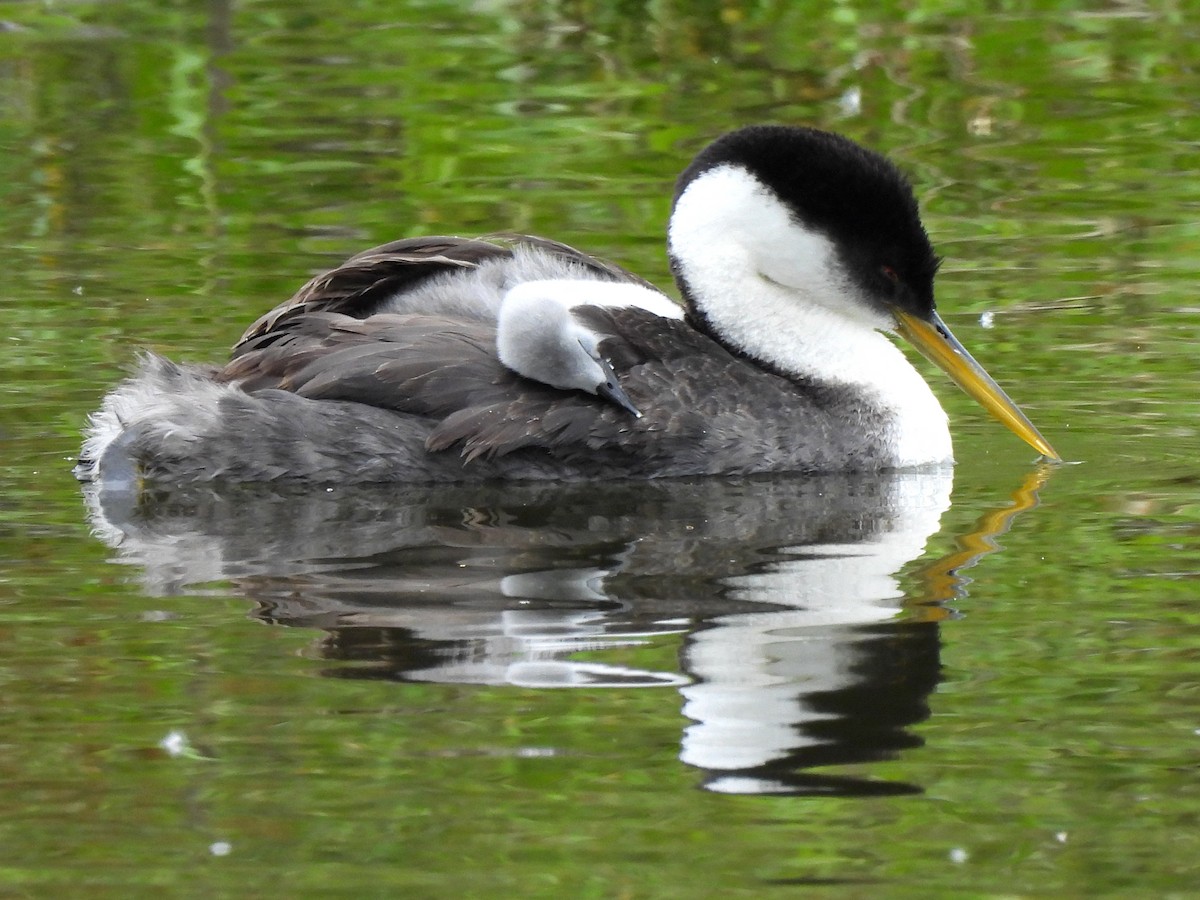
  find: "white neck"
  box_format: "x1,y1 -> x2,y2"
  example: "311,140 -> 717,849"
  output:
669,165 -> 952,467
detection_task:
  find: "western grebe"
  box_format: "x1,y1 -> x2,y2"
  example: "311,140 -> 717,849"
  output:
77,125 -> 1058,486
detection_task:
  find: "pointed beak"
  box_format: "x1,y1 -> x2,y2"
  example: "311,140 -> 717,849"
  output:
893,309 -> 1059,461
588,345 -> 642,418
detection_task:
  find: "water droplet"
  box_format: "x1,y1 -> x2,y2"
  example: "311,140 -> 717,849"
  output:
159,730 -> 189,757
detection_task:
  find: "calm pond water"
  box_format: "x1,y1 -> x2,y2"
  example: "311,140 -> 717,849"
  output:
4,0 -> 1200,895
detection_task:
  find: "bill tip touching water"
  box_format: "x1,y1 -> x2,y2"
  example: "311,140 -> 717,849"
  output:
76,124 -> 1059,486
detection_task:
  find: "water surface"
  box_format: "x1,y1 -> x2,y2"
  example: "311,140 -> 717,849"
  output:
3,1 -> 1200,895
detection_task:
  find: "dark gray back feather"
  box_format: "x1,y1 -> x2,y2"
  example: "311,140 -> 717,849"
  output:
233,234 -> 653,356
85,235 -> 897,484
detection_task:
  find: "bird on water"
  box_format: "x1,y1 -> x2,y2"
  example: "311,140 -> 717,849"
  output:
77,125 -> 1059,487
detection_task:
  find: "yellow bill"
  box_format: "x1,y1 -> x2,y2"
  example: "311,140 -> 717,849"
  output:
894,309 -> 1060,461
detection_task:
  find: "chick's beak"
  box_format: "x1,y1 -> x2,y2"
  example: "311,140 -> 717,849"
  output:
893,309 -> 1060,461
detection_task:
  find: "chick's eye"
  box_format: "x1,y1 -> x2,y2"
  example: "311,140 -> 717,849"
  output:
881,265 -> 899,283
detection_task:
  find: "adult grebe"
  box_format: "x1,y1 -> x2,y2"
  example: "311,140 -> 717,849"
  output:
77,125 -> 1058,486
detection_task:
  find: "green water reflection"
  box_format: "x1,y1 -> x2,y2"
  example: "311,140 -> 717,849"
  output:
4,0 -> 1200,895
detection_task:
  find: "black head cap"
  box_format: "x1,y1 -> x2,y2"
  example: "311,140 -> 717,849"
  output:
673,125 -> 941,319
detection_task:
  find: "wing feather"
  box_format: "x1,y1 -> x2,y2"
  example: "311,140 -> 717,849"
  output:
210,236 -> 841,475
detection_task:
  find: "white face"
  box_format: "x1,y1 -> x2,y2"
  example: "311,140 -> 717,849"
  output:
669,164 -> 893,332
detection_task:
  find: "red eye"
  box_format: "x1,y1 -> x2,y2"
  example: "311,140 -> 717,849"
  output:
881,265 -> 899,283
